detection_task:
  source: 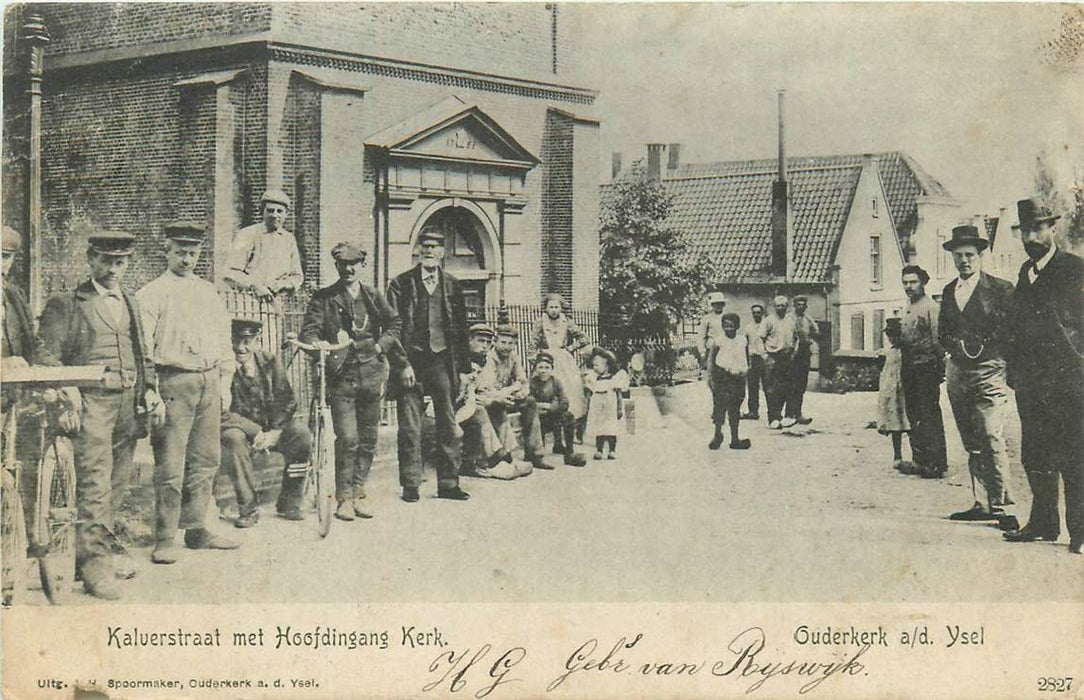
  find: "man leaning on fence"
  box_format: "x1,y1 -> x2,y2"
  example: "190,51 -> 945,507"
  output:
221,318 -> 312,527
223,189 -> 304,300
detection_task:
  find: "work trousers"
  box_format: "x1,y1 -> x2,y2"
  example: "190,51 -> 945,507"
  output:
945,358 -> 1011,507
75,388 -> 139,569
711,365 -> 745,440
784,350 -> 811,419
745,354 -> 765,416
539,410 -> 575,454
764,350 -> 793,423
396,350 -> 460,491
901,362 -> 948,471
486,397 -> 544,459
151,368 -> 221,542
329,358 -> 388,502
1016,388 -> 1084,542
220,418 -> 312,516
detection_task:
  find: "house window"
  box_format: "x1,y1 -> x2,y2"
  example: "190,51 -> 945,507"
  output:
872,198 -> 879,218
870,235 -> 882,288
850,312 -> 866,351
872,309 -> 885,350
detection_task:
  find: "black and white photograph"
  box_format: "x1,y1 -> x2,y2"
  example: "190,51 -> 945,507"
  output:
1,2 -> 1082,698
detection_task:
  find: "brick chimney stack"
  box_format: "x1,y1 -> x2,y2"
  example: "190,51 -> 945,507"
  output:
667,143 -> 681,171
770,90 -> 789,279
646,143 -> 665,181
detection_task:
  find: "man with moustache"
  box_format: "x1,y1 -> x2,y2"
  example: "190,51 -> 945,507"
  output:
897,264 -> 948,478
137,222 -> 239,564
299,242 -> 403,521
938,224 -> 1015,524
37,232 -> 165,599
742,303 -> 767,421
223,189 -> 304,300
760,295 -> 798,429
1003,198 -> 1084,554
784,295 -> 818,426
386,227 -> 471,503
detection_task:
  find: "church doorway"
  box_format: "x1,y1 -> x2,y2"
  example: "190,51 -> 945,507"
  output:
413,205 -> 493,317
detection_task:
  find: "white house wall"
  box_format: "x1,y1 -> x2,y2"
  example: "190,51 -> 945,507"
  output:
910,195 -> 966,298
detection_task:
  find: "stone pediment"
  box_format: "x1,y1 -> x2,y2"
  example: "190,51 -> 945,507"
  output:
366,96 -> 538,169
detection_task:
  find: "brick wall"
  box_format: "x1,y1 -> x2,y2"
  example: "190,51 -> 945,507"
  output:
284,73 -> 322,285
540,110 -> 574,303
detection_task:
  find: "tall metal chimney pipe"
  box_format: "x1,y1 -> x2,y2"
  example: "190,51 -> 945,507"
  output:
777,89 -> 787,183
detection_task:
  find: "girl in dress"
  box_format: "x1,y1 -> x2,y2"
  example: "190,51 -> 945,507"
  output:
878,317 -> 912,471
584,347 -> 629,460
530,293 -> 591,444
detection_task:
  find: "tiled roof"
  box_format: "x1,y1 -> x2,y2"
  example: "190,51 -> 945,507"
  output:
603,151 -> 951,284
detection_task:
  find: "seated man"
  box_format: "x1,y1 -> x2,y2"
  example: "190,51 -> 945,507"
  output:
530,351 -> 587,466
456,323 -> 529,480
220,318 -> 312,526
478,325 -> 553,470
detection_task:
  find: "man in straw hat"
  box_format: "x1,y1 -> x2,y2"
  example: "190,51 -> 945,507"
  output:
224,189 -> 304,300
1003,197 -> 1084,554
937,223 -> 1016,525
39,231 -> 165,598
137,221 -> 239,564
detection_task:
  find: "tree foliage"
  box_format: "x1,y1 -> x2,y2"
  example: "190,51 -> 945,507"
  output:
1033,151 -> 1084,249
599,163 -> 712,338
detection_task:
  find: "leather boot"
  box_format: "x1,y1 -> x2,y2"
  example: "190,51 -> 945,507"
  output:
1005,471 -> 1060,542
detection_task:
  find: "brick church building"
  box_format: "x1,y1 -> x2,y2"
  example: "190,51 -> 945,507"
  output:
3,3 -> 601,312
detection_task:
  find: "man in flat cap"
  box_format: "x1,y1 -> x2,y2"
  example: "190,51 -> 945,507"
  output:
221,318 -> 312,527
898,264 -> 948,478
2,225 -> 53,371
760,294 -> 798,429
784,294 -> 819,426
39,231 -> 165,599
224,189 -> 304,300
386,227 -> 471,502
937,224 -> 1016,524
136,222 -> 239,564
742,303 -> 767,421
299,241 -> 405,520
1004,198 -> 1084,554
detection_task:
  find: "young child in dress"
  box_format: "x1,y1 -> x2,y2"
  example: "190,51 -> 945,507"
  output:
584,347 -> 628,460
708,313 -> 752,450
877,317 -> 912,471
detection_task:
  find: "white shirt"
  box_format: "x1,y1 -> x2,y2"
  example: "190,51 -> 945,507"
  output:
954,273 -> 978,310
136,271 -> 234,375
713,332 -> 749,375
1028,244 -> 1057,284
421,267 -> 440,295
91,278 -> 124,325
224,223 -> 303,293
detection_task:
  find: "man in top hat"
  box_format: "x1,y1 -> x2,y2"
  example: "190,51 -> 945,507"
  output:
299,241 -> 405,520
221,318 -> 313,527
742,303 -> 767,421
784,294 -> 819,425
386,226 -> 471,502
224,189 -> 304,300
1003,198 -> 1084,554
760,295 -> 798,429
2,225 -> 53,371
38,231 -> 165,598
898,264 -> 948,478
136,221 -> 239,564
937,223 -> 1016,524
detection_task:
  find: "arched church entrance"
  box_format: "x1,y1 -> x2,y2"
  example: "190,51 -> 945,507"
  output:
413,205 -> 494,317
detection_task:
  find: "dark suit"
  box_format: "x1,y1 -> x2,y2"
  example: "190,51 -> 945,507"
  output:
938,272 -> 1015,508
386,265 -> 468,491
38,280 -> 154,572
2,282 -> 53,366
1008,249 -> 1084,543
300,279 -> 403,502
221,349 -> 311,517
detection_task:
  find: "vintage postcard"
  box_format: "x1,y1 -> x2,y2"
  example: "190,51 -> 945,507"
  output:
1,2 -> 1082,698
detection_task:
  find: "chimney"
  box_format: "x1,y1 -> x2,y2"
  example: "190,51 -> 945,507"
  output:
646,143 -> 665,181
667,143 -> 681,171
770,90 -> 789,279
611,152 -> 623,180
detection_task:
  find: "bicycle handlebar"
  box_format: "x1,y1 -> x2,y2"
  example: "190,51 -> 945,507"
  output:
284,335 -> 353,353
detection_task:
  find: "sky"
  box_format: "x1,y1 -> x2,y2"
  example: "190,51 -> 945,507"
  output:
574,3 -> 1083,217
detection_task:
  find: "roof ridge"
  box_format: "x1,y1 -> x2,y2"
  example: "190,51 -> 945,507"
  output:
663,162 -> 863,182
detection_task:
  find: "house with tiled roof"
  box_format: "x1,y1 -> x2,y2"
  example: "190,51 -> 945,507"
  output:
605,147 -> 962,360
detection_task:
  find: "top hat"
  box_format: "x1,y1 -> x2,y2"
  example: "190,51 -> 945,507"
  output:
707,291 -> 727,305
331,241 -> 365,263
1016,197 -> 1060,232
417,227 -> 446,245
88,231 -> 136,257
942,224 -> 989,252
164,221 -> 206,244
1,225 -> 21,253
260,189 -> 291,209
231,318 -> 263,338
495,324 -> 518,339
468,322 -> 496,339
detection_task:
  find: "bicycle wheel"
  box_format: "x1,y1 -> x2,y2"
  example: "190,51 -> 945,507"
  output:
1,469 -> 28,606
310,408 -> 335,538
36,438 -> 77,605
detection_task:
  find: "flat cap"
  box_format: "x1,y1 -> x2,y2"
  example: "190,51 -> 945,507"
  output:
164,221 -> 206,243
331,241 -> 365,263
231,318 -> 263,337
261,189 -> 291,209
534,350 -> 555,367
468,322 -> 496,338
88,231 -> 136,257
417,227 -> 446,244
793,294 -> 808,302
495,324 -> 518,339
2,225 -> 21,253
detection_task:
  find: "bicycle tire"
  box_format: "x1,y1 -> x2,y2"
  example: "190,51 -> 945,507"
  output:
311,408 -> 335,538
1,469 -> 28,606
37,438 -> 77,605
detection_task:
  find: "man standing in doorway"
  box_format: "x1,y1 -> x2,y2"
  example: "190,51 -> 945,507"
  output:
938,224 -> 1015,524
223,189 -> 304,300
784,295 -> 818,425
761,295 -> 797,429
742,303 -> 766,421
1003,198 -> 1084,554
898,264 -> 948,478
386,228 -> 471,503
137,222 -> 239,564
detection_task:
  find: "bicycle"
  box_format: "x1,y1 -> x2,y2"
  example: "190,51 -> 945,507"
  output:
284,333 -> 352,538
1,364 -> 106,605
